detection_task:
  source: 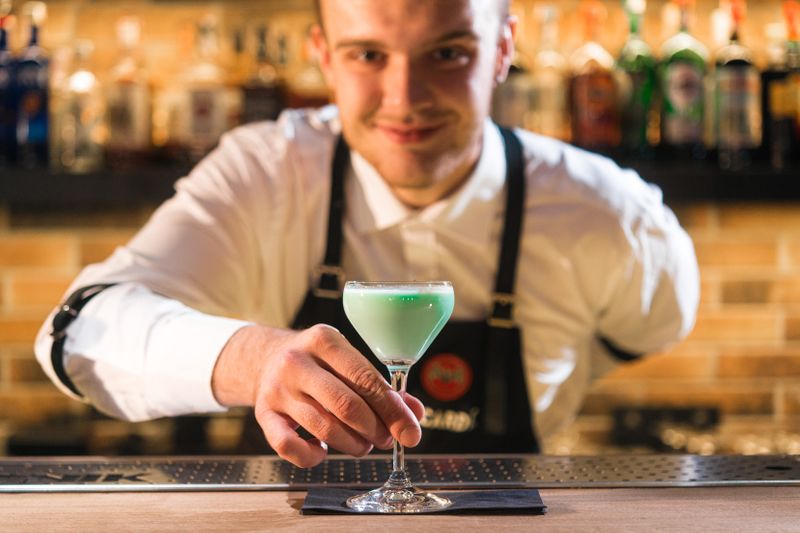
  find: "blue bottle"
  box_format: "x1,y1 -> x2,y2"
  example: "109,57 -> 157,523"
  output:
14,7 -> 49,168
0,14 -> 15,166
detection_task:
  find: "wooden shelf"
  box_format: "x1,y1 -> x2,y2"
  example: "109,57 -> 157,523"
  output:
1,159 -> 798,211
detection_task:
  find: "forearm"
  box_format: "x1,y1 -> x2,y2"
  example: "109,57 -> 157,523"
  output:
34,282 -> 251,421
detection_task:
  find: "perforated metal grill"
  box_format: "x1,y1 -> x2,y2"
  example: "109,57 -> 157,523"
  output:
0,454 -> 797,492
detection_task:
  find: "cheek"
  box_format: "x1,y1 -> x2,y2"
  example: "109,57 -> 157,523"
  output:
432,67 -> 491,112
331,72 -> 382,118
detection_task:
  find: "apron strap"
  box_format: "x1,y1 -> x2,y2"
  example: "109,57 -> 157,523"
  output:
312,135 -> 349,299
489,126 -> 525,328
483,127 -> 527,435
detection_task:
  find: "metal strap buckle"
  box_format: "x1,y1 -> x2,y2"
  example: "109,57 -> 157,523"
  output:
487,292 -> 516,329
51,304 -> 79,340
311,265 -> 346,299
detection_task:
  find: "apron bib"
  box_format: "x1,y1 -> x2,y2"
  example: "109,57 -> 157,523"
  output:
239,127 -> 538,454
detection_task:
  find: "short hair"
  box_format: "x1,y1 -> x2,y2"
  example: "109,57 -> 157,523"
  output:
314,1 -> 511,29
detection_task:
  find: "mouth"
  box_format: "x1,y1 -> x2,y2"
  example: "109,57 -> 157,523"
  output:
374,122 -> 445,145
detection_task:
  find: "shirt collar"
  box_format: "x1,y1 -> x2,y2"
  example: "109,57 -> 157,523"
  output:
347,120 -> 507,244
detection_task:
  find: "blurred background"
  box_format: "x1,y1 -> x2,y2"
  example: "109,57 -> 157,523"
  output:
0,0 -> 799,457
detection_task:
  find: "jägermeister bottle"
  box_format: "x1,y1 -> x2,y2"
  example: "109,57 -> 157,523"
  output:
659,0 -> 708,159
618,0 -> 656,157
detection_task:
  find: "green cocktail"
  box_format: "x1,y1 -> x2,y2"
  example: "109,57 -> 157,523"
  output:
343,285 -> 454,371
342,281 -> 454,513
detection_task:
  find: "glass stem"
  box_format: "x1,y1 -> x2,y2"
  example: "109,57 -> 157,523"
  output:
390,367 -> 409,476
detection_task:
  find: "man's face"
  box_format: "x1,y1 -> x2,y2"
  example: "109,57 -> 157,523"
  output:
314,0 -> 513,207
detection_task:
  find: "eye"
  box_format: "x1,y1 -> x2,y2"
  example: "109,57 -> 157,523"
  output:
351,49 -> 386,64
431,46 -> 470,64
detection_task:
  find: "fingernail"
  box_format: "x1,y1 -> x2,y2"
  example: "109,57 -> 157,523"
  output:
399,426 -> 421,447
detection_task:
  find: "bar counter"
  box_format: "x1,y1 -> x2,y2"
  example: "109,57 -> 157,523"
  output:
1,486 -> 799,531
0,454 -> 798,531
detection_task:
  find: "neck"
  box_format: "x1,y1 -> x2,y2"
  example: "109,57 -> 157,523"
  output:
388,136 -> 483,208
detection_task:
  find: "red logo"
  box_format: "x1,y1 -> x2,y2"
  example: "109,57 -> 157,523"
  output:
420,353 -> 473,402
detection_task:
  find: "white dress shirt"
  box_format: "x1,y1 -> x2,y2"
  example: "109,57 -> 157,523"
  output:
34,106 -> 700,440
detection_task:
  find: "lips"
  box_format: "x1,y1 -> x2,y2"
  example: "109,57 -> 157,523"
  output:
374,123 -> 444,144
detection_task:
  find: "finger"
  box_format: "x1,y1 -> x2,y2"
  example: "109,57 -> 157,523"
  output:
306,326 -> 422,448
299,362 -> 393,448
258,409 -> 328,468
290,395 -> 374,457
346,367 -> 421,447
402,391 -> 425,422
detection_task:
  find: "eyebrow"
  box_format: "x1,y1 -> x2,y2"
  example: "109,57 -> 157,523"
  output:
334,29 -> 480,51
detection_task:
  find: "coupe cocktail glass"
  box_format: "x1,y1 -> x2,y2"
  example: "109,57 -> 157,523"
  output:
342,281 -> 455,513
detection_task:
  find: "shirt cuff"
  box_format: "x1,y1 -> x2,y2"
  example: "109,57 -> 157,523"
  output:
145,310 -> 251,417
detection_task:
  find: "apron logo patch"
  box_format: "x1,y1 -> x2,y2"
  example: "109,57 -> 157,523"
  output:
420,353 -> 473,402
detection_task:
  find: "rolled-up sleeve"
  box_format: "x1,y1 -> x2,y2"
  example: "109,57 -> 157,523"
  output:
33,126 -> 271,420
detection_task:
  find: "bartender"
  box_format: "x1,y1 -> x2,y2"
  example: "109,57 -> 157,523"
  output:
34,0 -> 699,468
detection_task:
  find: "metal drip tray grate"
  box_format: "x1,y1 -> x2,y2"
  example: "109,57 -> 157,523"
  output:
0,454 -> 798,492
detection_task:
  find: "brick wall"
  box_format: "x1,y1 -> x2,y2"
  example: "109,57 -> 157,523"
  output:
572,203 -> 800,453
2,202 -> 800,454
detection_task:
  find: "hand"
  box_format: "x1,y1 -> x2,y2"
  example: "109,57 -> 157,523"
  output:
212,324 -> 424,467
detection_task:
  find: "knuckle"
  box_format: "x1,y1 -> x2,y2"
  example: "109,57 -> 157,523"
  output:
331,392 -> 360,421
350,365 -> 386,399
304,324 -> 341,352
310,414 -> 336,442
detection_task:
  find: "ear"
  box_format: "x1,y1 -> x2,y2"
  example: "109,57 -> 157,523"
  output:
494,15 -> 517,86
310,24 -> 335,89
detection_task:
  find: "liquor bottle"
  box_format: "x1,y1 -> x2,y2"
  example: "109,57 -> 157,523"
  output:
713,0 -> 761,171
50,40 -> 104,173
658,0 -> 708,159
241,25 -> 286,123
568,0 -> 621,152
784,0 -> 800,164
14,1 -> 49,168
287,26 -> 330,109
491,63 -> 535,130
105,16 -> 152,167
172,16 -> 234,161
760,20 -> 792,170
617,0 -> 656,157
529,4 -> 569,140
0,6 -> 14,166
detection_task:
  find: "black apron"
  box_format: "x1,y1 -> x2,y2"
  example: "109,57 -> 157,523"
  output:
239,127 -> 539,454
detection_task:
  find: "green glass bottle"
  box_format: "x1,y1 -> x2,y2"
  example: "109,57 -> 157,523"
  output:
617,0 -> 656,157
658,0 -> 709,159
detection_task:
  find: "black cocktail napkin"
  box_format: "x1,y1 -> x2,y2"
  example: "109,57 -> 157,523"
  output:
301,488 -> 547,515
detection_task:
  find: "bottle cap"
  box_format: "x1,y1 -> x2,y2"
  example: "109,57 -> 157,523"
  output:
785,0 -> 800,40
730,0 -> 746,25
22,1 -> 47,26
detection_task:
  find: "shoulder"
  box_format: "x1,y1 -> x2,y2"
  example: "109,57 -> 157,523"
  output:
514,130 -> 670,229
220,105 -> 341,168
515,130 -> 661,212
181,106 -> 340,199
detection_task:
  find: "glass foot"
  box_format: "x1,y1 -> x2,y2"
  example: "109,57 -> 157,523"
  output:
346,484 -> 452,513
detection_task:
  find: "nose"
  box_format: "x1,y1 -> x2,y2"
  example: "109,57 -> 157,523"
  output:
381,56 -> 434,114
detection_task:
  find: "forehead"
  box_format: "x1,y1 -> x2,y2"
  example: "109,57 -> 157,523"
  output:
319,0 -> 502,45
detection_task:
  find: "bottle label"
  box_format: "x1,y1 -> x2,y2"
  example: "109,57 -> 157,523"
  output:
190,89 -> 217,139
619,69 -> 653,149
570,71 -> 620,148
107,83 -> 151,150
716,66 -> 761,149
531,70 -> 568,140
15,61 -> 49,147
662,62 -> 704,144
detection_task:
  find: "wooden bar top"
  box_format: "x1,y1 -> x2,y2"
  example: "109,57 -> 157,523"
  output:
1,486 -> 798,532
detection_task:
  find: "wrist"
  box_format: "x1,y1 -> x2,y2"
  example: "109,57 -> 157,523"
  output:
211,325 -> 266,407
